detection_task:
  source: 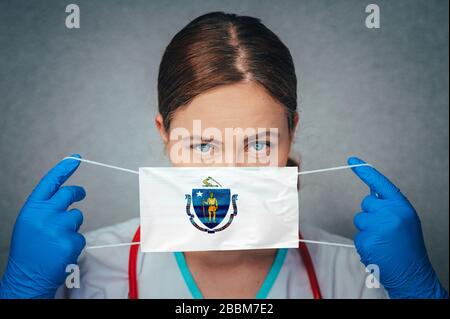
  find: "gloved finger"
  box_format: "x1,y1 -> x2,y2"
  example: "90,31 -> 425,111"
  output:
361,194 -> 382,212
66,233 -> 86,263
353,232 -> 370,263
354,231 -> 364,248
53,209 -> 84,231
48,186 -> 86,210
354,211 -> 375,230
28,154 -> 82,201
348,157 -> 404,200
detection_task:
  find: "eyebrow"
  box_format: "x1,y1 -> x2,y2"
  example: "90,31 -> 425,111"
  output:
182,135 -> 217,143
244,130 -> 280,143
181,130 -> 280,144
245,130 -> 280,140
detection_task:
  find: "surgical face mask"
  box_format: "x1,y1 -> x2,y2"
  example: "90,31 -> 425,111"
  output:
64,156 -> 369,251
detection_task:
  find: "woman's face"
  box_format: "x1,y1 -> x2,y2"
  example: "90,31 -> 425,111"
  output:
156,82 -> 297,167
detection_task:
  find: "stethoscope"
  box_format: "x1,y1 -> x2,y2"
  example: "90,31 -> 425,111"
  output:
127,226 -> 323,299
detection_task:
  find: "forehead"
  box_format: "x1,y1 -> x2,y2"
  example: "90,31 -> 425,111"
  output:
169,82 -> 288,130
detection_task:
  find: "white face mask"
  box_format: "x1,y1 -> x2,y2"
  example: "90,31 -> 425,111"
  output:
64,157 -> 370,251
139,166 -> 299,252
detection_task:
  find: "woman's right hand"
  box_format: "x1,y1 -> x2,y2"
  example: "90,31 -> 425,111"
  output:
0,155 -> 86,298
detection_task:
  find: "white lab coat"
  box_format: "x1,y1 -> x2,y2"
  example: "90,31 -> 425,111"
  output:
56,218 -> 387,299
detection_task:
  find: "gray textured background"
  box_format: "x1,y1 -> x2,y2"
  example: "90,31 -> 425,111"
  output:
0,0 -> 448,289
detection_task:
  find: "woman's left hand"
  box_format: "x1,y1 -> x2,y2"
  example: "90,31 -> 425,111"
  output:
348,157 -> 448,299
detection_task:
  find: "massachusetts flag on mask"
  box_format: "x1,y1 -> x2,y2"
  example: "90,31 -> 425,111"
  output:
139,167 -> 299,252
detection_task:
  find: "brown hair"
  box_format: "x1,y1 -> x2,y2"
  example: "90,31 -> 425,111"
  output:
157,11 -> 299,167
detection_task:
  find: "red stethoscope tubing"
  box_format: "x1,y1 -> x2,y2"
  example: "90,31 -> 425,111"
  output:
128,226 -> 322,299
128,226 -> 141,299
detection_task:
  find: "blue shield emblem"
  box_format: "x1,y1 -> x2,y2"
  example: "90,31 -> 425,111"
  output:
185,176 -> 238,234
192,188 -> 230,229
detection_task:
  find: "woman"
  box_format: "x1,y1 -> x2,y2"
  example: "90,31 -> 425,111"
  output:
0,12 -> 447,299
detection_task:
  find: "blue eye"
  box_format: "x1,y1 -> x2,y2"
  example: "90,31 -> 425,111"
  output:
251,141 -> 267,152
195,143 -> 211,153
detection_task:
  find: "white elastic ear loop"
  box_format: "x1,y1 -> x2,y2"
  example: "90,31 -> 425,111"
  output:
85,238 -> 356,250
64,156 -> 372,250
63,157 -> 139,175
298,163 -> 373,175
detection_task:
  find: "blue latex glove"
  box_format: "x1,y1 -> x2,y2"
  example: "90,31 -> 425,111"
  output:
349,157 -> 448,299
0,155 -> 86,299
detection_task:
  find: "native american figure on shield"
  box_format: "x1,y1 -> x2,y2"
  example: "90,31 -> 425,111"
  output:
204,192 -> 218,223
